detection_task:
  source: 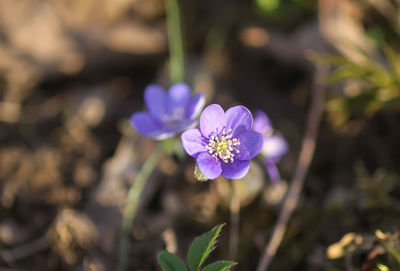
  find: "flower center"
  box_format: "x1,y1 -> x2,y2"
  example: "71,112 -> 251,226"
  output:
162,107 -> 185,126
206,129 -> 240,163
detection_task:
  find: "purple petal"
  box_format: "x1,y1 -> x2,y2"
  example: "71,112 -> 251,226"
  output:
253,110 -> 272,135
235,131 -> 264,160
130,112 -> 160,133
200,104 -> 226,138
167,119 -> 198,134
181,129 -> 207,157
185,93 -> 205,119
265,162 -> 281,183
221,160 -> 250,179
262,135 -> 288,160
152,131 -> 179,140
226,106 -> 253,136
196,152 -> 222,180
130,112 -> 171,140
167,83 -> 191,112
144,85 -> 167,121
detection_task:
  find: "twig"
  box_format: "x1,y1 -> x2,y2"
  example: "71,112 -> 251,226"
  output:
229,181 -> 240,260
118,144 -> 163,271
256,65 -> 327,271
345,251 -> 354,271
0,267 -> 30,271
0,235 -> 49,265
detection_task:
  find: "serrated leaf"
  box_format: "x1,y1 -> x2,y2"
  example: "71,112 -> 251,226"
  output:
201,260 -> 237,271
187,224 -> 224,271
157,250 -> 188,271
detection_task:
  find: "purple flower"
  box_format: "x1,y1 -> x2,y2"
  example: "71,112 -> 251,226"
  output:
181,104 -> 263,180
253,110 -> 288,183
130,83 -> 205,140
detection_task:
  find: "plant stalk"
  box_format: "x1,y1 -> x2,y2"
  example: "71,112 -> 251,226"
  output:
229,181 -> 240,261
166,0 -> 185,83
118,144 -> 163,271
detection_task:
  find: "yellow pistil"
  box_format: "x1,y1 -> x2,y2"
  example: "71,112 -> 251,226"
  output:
206,129 -> 240,163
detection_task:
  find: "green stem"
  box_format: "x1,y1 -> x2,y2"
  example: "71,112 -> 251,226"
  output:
118,144 -> 164,271
118,1 -> 184,268
229,180 -> 240,261
166,0 -> 185,83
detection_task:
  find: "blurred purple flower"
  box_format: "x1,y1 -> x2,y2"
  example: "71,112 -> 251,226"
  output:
130,83 -> 205,140
253,110 -> 288,183
181,104 -> 263,180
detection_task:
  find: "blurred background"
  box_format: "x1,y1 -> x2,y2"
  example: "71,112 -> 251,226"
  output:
0,0 -> 400,270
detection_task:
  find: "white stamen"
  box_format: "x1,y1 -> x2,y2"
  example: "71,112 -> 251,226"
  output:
161,107 -> 185,126
206,129 -> 240,163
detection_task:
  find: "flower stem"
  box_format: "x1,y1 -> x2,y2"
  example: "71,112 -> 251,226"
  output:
229,181 -> 240,261
166,0 -> 185,83
118,144 -> 163,271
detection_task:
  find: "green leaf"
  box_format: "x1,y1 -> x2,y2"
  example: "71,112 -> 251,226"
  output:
306,51 -> 348,66
383,44 -> 400,81
325,64 -> 365,84
194,164 -> 209,182
201,261 -> 237,271
256,0 -> 280,13
187,224 -> 225,271
157,250 -> 188,271
376,263 -> 390,271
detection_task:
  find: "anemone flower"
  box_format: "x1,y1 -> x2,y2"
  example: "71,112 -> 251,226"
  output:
181,104 -> 263,180
130,83 -> 205,140
253,110 -> 288,182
